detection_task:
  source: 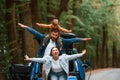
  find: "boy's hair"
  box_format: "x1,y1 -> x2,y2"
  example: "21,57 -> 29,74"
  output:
51,19 -> 59,25
50,28 -> 60,34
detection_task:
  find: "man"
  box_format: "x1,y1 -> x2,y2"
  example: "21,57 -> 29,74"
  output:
18,23 -> 91,57
36,19 -> 72,51
18,23 -> 91,80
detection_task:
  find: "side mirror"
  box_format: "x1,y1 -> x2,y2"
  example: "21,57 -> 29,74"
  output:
72,48 -> 77,54
82,60 -> 92,69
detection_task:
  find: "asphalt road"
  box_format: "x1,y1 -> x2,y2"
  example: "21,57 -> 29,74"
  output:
85,68 -> 120,80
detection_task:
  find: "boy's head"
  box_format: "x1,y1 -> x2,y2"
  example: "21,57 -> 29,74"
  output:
52,19 -> 59,25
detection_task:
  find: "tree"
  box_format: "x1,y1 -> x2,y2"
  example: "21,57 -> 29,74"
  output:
18,1 -> 36,57
30,0 -> 40,55
5,0 -> 20,64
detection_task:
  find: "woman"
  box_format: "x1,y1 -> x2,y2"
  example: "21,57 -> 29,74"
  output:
24,47 -> 86,80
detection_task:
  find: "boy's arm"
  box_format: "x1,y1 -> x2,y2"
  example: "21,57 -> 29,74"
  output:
36,23 -> 72,33
36,23 -> 51,28
58,25 -> 72,33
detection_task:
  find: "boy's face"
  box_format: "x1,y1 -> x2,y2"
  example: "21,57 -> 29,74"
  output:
53,19 -> 58,25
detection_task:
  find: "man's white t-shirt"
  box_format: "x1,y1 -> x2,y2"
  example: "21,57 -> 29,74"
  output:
44,39 -> 56,56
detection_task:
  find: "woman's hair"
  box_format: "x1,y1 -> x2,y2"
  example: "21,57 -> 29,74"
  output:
50,47 -> 62,56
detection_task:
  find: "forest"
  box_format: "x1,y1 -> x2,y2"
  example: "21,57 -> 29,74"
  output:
0,0 -> 120,79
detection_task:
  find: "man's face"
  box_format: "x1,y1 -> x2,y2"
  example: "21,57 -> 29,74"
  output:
50,32 -> 59,41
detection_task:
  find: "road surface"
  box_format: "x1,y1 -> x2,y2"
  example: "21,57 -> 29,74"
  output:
85,68 -> 120,80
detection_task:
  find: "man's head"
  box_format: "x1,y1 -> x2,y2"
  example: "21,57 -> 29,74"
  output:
50,29 -> 60,41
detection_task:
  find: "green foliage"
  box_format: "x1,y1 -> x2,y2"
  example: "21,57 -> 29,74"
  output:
0,34 -> 13,73
65,15 -> 85,27
0,0 -> 120,74
77,0 -> 120,41
0,9 -> 14,73
59,0 -> 120,61
0,28 -> 17,73
39,0 -> 60,22
39,0 -> 48,22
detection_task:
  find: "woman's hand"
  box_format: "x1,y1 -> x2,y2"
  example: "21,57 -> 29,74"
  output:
24,54 -> 30,61
82,49 -> 86,55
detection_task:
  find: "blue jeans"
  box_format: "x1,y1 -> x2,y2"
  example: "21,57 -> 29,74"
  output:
49,70 -> 67,80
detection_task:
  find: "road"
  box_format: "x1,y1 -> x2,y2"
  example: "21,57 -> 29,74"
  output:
85,68 -> 120,80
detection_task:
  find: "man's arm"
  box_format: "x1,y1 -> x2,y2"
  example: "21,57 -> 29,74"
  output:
81,38 -> 92,41
18,23 -> 44,40
62,37 -> 92,44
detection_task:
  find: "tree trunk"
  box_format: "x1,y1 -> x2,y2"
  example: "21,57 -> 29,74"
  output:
0,73 -> 8,80
18,1 -> 36,57
56,0 -> 69,19
45,0 -> 69,20
101,25 -> 108,68
118,50 -> 120,67
112,41 -> 117,67
72,0 -> 77,28
30,0 -> 41,56
5,0 -> 20,63
96,40 -> 99,68
30,0 -> 40,29
47,0 -> 53,21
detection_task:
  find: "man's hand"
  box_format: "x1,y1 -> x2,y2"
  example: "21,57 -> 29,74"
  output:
18,23 -> 27,28
82,38 -> 92,41
36,23 -> 40,26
